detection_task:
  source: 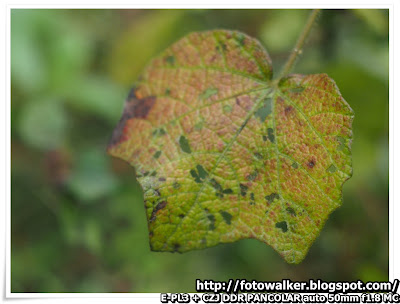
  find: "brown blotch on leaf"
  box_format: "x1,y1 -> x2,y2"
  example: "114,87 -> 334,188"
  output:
150,201 -> 167,222
108,88 -> 156,148
284,106 -> 294,115
125,88 -> 156,119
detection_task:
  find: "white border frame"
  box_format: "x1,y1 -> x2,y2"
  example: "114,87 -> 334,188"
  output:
2,2 -> 397,303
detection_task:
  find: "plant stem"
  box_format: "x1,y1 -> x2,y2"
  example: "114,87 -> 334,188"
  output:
275,9 -> 321,83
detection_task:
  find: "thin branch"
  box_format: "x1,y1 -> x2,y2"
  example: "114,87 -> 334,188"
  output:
275,9 -> 321,83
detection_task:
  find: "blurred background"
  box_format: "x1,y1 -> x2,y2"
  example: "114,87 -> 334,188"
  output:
11,9 -> 388,292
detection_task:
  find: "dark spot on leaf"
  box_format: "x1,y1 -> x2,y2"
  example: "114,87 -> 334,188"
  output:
196,164 -> 208,179
254,152 -> 263,159
240,183 -> 248,196
108,88 -> 156,147
190,169 -> 201,183
152,128 -> 166,137
179,214 -> 185,219
158,177 -> 166,182
220,211 -> 233,225
153,151 -> 162,159
165,55 -> 175,65
327,164 -> 337,173
286,207 -> 296,216
210,179 -> 231,198
265,193 -> 279,204
173,243 -> 181,252
208,214 -> 216,230
210,178 -> 223,192
275,221 -> 288,232
191,165 -> 208,183
284,106 -> 294,115
246,170 -> 258,181
267,128 -> 275,143
255,97 -> 272,122
307,159 -> 316,169
179,135 -> 192,153
216,42 -> 227,52
250,193 -> 255,201
291,162 -> 298,169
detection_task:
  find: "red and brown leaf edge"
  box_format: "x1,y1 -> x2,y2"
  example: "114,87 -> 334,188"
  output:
107,30 -> 353,264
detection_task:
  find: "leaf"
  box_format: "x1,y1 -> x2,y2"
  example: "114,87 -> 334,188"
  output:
107,30 -> 353,263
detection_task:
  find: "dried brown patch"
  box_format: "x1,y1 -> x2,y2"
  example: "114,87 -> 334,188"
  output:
150,201 -> 168,222
108,88 -> 156,148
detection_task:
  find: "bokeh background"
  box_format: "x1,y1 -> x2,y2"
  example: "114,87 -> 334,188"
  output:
11,9 -> 389,292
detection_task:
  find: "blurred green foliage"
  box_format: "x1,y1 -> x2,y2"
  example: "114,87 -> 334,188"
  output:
11,9 -> 388,292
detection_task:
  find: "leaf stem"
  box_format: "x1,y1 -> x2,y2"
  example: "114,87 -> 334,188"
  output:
275,9 -> 321,83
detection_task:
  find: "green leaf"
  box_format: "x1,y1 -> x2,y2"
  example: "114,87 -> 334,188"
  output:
108,30 -> 354,263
